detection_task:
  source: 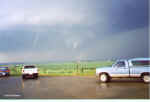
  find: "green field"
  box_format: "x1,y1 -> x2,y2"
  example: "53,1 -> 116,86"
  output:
7,61 -> 113,76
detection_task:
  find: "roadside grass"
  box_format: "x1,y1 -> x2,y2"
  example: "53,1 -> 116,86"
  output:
7,61 -> 113,76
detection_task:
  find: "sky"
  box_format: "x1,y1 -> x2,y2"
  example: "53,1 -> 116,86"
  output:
0,0 -> 149,62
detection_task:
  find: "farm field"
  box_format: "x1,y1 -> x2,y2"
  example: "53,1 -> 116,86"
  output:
3,61 -> 114,76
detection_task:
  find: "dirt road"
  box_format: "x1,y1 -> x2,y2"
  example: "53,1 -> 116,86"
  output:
0,76 -> 149,99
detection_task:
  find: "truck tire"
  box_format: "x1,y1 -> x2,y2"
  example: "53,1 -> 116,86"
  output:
22,75 -> 26,79
33,73 -> 38,79
34,75 -> 38,79
99,73 -> 110,83
6,73 -> 10,77
143,75 -> 150,83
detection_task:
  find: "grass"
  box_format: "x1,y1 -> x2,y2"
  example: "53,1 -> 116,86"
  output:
5,61 -> 114,76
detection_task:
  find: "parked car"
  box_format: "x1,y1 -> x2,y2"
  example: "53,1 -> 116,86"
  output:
22,65 -> 38,79
96,58 -> 150,83
0,66 -> 10,76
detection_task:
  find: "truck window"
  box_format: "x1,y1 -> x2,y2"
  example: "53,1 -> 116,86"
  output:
116,61 -> 125,67
24,66 -> 35,68
132,60 -> 150,66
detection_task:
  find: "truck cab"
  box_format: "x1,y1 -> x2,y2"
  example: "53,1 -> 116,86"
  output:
111,60 -> 129,77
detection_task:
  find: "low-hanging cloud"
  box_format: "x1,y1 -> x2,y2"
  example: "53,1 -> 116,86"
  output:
0,0 -> 148,62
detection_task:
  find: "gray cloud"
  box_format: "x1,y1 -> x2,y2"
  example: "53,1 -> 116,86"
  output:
0,0 -> 148,62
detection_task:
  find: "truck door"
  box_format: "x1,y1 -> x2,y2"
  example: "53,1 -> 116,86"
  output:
110,61 -> 129,77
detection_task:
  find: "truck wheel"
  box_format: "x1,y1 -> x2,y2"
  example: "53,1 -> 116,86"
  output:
22,75 -> 26,79
143,75 -> 150,83
6,73 -> 10,77
33,74 -> 38,79
34,75 -> 38,79
99,73 -> 109,83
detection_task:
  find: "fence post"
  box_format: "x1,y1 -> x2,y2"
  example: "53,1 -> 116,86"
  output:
81,67 -> 83,73
77,63 -> 78,73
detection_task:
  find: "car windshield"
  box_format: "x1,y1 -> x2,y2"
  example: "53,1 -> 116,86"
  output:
24,66 -> 35,68
132,60 -> 150,66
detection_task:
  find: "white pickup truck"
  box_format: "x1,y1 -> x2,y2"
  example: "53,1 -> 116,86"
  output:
96,58 -> 150,83
22,65 -> 38,79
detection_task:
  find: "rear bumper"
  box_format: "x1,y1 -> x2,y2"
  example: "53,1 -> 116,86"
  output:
22,73 -> 38,76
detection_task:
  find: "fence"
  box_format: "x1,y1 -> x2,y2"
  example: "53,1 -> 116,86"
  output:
9,61 -> 113,76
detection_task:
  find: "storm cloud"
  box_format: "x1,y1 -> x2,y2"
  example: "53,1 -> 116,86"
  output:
0,0 -> 149,62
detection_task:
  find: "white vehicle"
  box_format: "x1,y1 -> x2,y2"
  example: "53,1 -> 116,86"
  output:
22,65 -> 38,79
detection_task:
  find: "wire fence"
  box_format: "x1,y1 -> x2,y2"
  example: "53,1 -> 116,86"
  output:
8,61 -> 113,76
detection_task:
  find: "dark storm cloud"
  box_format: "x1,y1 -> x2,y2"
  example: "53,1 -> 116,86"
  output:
0,0 -> 148,62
